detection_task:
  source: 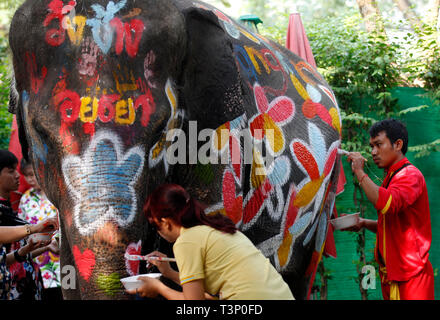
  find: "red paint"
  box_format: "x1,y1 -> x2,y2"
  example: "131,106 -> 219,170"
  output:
125,241 -> 142,276
25,52 -> 47,94
284,186 -> 298,236
302,99 -> 318,118
73,245 -> 96,282
83,122 -> 95,136
59,123 -> 80,155
110,18 -> 145,58
53,90 -> 81,124
267,97 -> 295,123
124,19 -> 145,58
98,94 -> 119,123
222,170 -> 243,224
292,142 -> 320,180
110,18 -> 125,55
134,90 -> 156,127
229,135 -> 241,180
243,179 -> 273,224
302,100 -> 334,129
254,84 -> 269,114
323,147 -> 337,177
43,0 -> 67,47
249,114 -> 266,140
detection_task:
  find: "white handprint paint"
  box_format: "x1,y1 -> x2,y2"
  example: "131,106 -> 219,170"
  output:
78,37 -> 100,77
62,130 -> 145,235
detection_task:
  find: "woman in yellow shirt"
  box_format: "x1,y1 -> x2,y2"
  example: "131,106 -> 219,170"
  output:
127,184 -> 294,300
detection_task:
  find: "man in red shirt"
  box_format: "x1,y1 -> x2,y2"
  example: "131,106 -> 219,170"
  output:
346,119 -> 434,300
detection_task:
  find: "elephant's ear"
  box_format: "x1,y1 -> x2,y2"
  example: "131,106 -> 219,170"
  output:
9,74 -> 30,161
179,7 -> 245,129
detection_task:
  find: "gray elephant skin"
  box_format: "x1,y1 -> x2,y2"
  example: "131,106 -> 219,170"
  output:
8,0 -> 343,299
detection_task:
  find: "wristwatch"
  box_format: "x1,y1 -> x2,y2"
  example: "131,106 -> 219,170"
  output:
13,249 -> 26,263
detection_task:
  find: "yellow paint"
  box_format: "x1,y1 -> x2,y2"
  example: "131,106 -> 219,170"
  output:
263,115 -> 284,154
113,68 -> 137,95
251,148 -> 266,188
214,126 -> 230,151
278,233 -> 293,267
245,46 -> 271,75
290,74 -> 309,101
115,98 -> 135,125
152,136 -> 165,159
65,15 -> 86,46
238,27 -> 260,44
329,107 -> 341,134
381,195 -> 393,214
166,82 -> 177,111
293,177 -> 324,208
79,96 -> 98,123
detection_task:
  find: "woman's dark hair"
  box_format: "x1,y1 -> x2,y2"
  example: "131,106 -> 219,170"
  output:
369,119 -> 409,155
0,149 -> 18,173
144,184 -> 237,234
20,158 -> 32,173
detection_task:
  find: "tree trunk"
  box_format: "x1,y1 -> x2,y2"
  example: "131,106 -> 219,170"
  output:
356,0 -> 387,38
427,0 -> 440,28
393,0 -> 422,30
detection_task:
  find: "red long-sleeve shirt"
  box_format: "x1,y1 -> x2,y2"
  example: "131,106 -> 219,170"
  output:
374,158 -> 432,282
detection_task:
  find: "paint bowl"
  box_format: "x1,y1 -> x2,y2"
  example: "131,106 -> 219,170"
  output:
120,273 -> 162,291
330,213 -> 360,230
28,232 -> 54,242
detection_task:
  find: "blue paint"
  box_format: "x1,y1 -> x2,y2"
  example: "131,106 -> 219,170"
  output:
86,0 -> 127,53
308,123 -> 326,174
32,142 -> 48,165
289,211 -> 312,237
267,156 -> 290,186
233,45 -> 259,85
62,131 -> 145,234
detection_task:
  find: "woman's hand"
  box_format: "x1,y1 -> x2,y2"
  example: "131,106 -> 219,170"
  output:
21,237 -> 51,256
146,251 -> 174,277
47,239 -> 60,254
31,217 -> 59,234
126,276 -> 163,298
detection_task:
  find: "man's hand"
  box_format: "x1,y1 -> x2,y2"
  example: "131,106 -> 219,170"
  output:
339,214 -> 365,232
347,152 -> 367,174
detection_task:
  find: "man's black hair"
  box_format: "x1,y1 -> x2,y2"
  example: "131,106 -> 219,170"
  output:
0,149 -> 18,173
369,119 -> 409,155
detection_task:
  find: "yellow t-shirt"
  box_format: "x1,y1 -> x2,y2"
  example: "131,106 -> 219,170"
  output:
173,225 -> 294,300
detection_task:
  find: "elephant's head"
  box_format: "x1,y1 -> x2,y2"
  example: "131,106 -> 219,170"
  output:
8,0 -> 245,299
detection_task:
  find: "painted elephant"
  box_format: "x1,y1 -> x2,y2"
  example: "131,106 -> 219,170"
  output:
8,0 -> 342,299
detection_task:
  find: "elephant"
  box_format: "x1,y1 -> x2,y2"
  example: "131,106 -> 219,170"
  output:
8,0 -> 343,299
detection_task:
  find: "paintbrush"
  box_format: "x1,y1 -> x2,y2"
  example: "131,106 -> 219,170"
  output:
124,253 -> 176,262
338,148 -> 368,162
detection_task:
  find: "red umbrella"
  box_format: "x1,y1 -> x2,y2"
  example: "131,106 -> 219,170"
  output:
8,115 -> 30,211
286,11 -> 347,260
286,12 -> 317,68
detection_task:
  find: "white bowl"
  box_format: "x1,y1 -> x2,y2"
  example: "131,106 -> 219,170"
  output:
28,232 -> 53,242
120,273 -> 162,291
330,213 -> 360,230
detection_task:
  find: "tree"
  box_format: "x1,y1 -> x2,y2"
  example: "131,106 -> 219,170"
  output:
392,0 -> 422,30
356,0 -> 387,36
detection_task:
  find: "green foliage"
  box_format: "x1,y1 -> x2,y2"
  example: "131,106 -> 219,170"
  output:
0,35 -> 12,149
